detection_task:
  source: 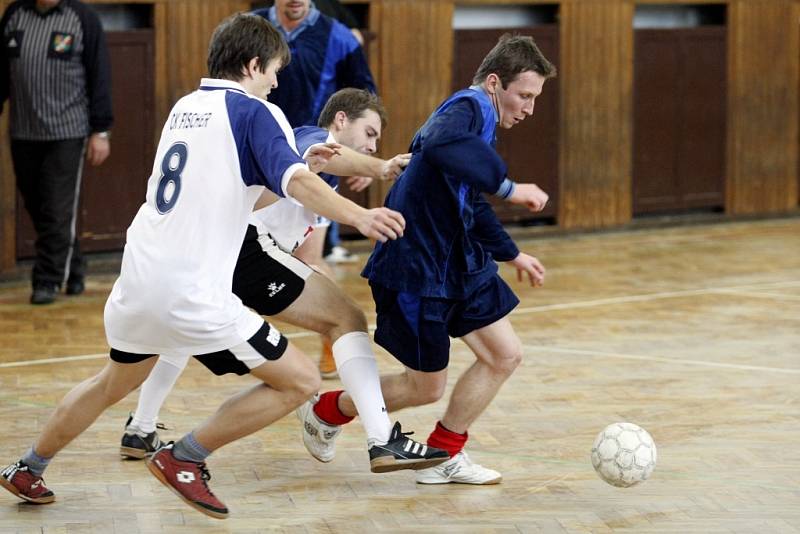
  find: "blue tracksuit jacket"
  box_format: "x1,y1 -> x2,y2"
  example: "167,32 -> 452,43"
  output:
362,87 -> 520,299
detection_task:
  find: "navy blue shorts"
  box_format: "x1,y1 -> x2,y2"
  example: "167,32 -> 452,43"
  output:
370,275 -> 519,372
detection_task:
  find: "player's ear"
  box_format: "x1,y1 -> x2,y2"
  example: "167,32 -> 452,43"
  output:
246,57 -> 260,77
486,73 -> 502,94
334,110 -> 348,128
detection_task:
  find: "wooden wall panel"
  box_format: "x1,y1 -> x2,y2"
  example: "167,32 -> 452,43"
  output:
559,0 -> 634,229
727,0 -> 799,214
368,0 -> 454,205
159,0 -> 250,125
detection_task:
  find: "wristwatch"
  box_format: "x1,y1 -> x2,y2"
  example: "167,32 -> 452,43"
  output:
95,131 -> 111,139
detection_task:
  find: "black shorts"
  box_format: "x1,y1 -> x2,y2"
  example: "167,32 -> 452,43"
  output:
371,275 -> 519,372
110,321 -> 289,376
233,225 -> 313,316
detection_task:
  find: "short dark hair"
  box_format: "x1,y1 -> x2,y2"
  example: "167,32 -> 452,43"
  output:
317,88 -> 387,129
207,13 -> 290,81
473,34 -> 556,87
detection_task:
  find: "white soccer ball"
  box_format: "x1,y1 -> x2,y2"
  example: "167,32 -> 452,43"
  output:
591,422 -> 657,487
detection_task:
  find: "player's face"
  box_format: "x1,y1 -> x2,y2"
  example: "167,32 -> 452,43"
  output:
35,0 -> 60,10
256,57 -> 282,98
277,0 -> 310,21
337,109 -> 382,154
492,71 -> 547,129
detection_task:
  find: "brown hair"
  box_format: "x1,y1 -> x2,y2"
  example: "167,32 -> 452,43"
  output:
317,88 -> 387,129
207,13 -> 290,81
473,34 -> 556,87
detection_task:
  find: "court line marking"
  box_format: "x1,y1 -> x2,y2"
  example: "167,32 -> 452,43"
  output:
521,345 -> 800,375
2,279 -> 798,369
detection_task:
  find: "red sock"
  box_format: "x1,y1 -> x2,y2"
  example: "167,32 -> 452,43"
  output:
426,421 -> 468,458
313,391 -> 354,425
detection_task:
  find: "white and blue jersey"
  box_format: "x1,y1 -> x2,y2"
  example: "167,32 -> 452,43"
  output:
105,78 -> 307,354
250,125 -> 338,252
362,87 -> 519,300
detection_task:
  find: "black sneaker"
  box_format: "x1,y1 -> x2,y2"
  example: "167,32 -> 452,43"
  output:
120,414 -> 165,460
368,422 -> 450,473
65,278 -> 85,295
30,284 -> 57,305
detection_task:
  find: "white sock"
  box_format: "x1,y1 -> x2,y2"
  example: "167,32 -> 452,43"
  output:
131,354 -> 189,434
332,331 -> 392,444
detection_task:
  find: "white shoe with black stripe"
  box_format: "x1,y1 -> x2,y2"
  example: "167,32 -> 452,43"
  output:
368,422 -> 450,473
415,451 -> 502,485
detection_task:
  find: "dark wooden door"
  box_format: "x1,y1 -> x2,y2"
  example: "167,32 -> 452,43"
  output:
16,30 -> 155,258
633,27 -> 726,214
453,26 -> 559,223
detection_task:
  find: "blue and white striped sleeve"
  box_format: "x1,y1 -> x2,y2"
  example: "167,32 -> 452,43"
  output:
226,93 -> 307,197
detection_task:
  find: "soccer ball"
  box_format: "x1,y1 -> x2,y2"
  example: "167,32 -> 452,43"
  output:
591,422 -> 657,487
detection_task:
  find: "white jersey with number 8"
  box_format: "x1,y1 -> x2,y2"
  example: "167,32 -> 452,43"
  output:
104,78 -> 308,355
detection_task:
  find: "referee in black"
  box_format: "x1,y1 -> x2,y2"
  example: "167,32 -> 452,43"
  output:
1,0 -> 112,304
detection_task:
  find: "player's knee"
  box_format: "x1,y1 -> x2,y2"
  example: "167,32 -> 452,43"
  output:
489,345 -> 523,376
295,364 -> 322,401
409,375 -> 447,405
330,301 -> 367,337
96,374 -> 139,405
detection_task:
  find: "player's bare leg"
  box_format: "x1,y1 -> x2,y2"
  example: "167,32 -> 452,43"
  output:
285,274 -> 448,471
191,344 -> 320,449
1,358 -> 157,503
34,359 -> 159,457
146,343 -> 319,519
294,228 -> 337,378
441,316 -> 522,433
416,317 -> 521,485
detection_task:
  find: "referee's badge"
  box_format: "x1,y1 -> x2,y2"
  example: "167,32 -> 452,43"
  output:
48,31 -> 74,59
5,31 -> 23,58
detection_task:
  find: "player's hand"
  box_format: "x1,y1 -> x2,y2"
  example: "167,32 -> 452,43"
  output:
354,207 -> 405,243
510,252 -> 545,287
381,153 -> 411,181
346,175 -> 373,192
305,143 -> 342,173
509,183 -> 549,212
87,133 -> 110,166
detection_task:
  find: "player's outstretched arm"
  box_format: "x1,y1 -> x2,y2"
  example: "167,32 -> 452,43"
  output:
344,152 -> 411,192
507,183 -> 549,212
286,168 -> 405,243
305,143 -> 342,173
510,252 -> 545,287
321,147 -> 411,180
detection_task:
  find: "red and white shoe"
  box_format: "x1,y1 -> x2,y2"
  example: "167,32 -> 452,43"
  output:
147,443 -> 228,519
0,460 -> 55,504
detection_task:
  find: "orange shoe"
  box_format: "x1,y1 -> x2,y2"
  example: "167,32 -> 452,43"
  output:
319,336 -> 338,379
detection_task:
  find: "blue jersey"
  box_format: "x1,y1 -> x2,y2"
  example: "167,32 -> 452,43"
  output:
362,88 -> 519,299
255,6 -> 376,127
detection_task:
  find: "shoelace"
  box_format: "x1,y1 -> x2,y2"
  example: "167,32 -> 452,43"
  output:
198,463 -> 212,486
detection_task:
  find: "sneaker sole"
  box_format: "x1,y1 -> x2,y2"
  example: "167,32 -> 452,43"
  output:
146,458 -> 228,519
120,446 -> 148,460
416,474 -> 503,485
370,455 -> 449,473
0,476 -> 55,504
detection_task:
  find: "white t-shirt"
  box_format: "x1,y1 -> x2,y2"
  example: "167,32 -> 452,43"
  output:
105,78 -> 307,354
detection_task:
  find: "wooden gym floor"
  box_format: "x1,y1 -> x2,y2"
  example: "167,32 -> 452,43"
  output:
0,217 -> 798,533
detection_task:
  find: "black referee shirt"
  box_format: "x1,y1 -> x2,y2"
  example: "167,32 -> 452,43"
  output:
0,0 -> 112,140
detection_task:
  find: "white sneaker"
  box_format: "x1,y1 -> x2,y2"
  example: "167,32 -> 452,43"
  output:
324,246 -> 359,264
295,394 -> 342,463
415,451 -> 502,485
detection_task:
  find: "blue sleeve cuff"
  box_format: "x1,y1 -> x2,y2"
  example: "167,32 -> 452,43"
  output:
494,178 -> 516,200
